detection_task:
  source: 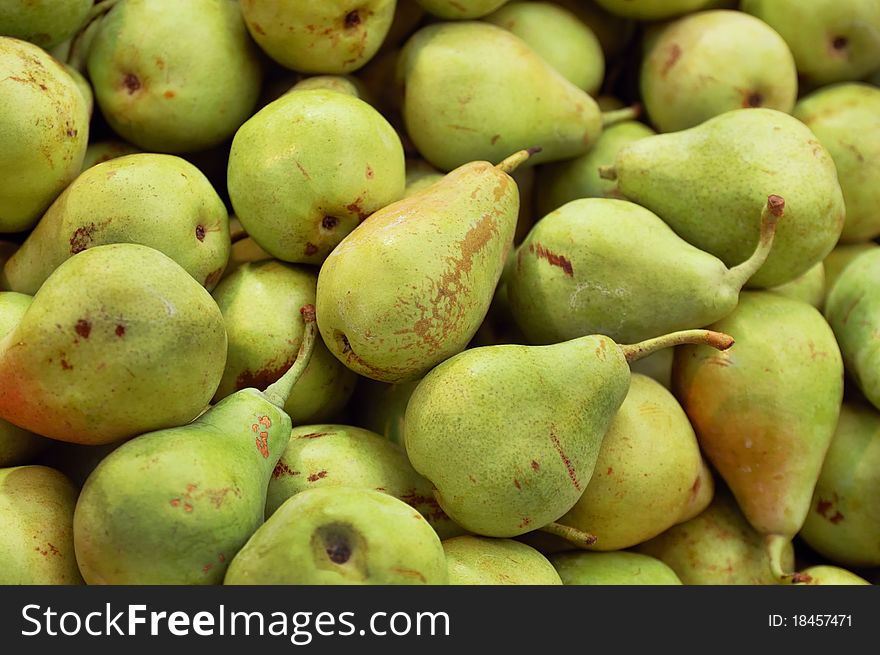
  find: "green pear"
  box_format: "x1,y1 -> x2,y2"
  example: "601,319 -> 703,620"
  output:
4,154 -> 231,295
351,379 -> 420,447
64,63 -> 93,116
535,120 -> 655,216
212,261 -> 357,425
0,37 -> 89,233
550,551 -> 682,585
399,22 -> 602,171
0,465 -> 83,584
290,75 -> 363,97
0,0 -> 91,49
228,89 -> 405,265
635,487 -> 794,585
225,486 -> 448,584
443,535 -> 562,584
799,402 -> 880,568
601,108 -> 845,288
768,262 -> 825,309
794,83 -> 880,242
315,151 -> 527,384
240,0 -> 396,74
594,0 -> 715,20
553,0 -> 634,59
641,11 -> 797,133
508,196 -> 781,345
74,308 -> 317,584
673,292 -> 844,580
267,424 -> 462,539
793,565 -> 871,585
0,244 -> 228,445
556,374 -> 710,551
742,0 -> 880,86
826,250 -> 880,411
87,0 -> 263,153
80,140 -> 141,172
405,329 -> 733,537
0,292 -> 48,466
416,0 -> 510,19
484,2 -> 605,96
824,243 -> 878,297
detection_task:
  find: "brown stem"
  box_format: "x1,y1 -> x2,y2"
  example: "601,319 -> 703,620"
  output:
496,147 -> 542,174
539,522 -> 598,549
621,330 -> 734,364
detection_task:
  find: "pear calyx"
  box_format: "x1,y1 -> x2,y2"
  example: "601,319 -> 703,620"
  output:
540,522 -> 598,549
597,165 -> 617,181
726,195 -> 785,289
621,329 -> 734,364
496,147 -> 542,174
262,304 -> 318,409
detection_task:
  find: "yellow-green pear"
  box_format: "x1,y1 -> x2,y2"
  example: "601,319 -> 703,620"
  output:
80,140 -> 142,172
0,0 -> 91,50
443,536 -> 562,584
594,0 -> 716,20
793,565 -> 871,585
768,262 -> 825,309
550,551 -> 683,585
824,243 -> 878,296
417,0 -> 510,19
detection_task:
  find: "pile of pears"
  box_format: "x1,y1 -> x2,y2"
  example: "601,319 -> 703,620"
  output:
2,0 -> 880,587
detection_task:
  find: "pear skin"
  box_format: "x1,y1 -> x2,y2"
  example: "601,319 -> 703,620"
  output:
443,535 -> 562,584
768,262 -> 825,309
80,140 -> 142,172
351,378 -> 420,447
792,565 -> 871,585
0,0 -> 91,50
417,0 -> 510,19
550,551 -> 682,585
824,243 -> 878,298
594,0 -> 715,20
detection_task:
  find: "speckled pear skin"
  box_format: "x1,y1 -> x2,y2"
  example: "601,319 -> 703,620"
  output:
793,565 -> 871,585
0,37 -> 89,233
741,0 -> 880,87
558,374 -> 707,551
536,121 -> 655,215
606,108 -> 845,288
404,335 -> 631,537
508,197 -> 776,344
0,466 -> 83,584
484,2 -> 605,95
399,22 -> 602,171
673,292 -> 843,544
768,262 -> 825,309
266,424 -> 463,539
635,487 -> 794,585
315,156 -> 520,384
826,250 -> 880,412
4,154 -> 231,295
228,89 -> 405,265
0,0 -> 91,50
799,402 -> 880,568
224,487 -> 449,585
0,244 -> 228,445
212,262 -> 356,425
641,11 -> 797,133
794,83 -> 880,242
549,551 -> 682,585
0,292 -> 48,466
416,0 -> 509,19
87,0 -> 263,153
443,536 -> 561,584
240,0 -> 396,74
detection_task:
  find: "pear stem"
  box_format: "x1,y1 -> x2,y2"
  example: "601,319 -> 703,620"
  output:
539,522 -> 598,549
263,305 -> 318,409
621,329 -> 735,363
765,534 -> 812,584
726,195 -> 785,290
597,165 -> 617,181
601,103 -> 641,127
496,147 -> 542,174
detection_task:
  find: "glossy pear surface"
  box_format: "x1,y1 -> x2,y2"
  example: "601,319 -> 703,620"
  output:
550,551 -> 682,585
443,536 -> 562,584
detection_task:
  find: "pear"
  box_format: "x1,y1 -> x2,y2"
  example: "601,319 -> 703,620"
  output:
601,108 -> 845,288
221,223 -> 272,281
798,402 -> 880,568
290,75 -> 363,97
73,307 -> 317,584
628,349 -> 674,390
212,261 -> 357,425
0,37 -> 89,233
593,0 -> 715,20
267,424 -> 462,539
0,0 -> 91,49
792,565 -> 871,585
228,89 -> 405,265
825,250 -> 880,411
405,328 -> 734,538
399,22 -> 602,171
443,535 -> 562,584
484,2 -> 605,96
550,551 -> 682,585
404,158 -> 445,198
509,195 -> 782,345
640,11 -> 797,133
824,243 -> 878,298
673,292 -> 844,581
768,262 -> 825,309
742,0 -> 880,86
80,140 -> 141,172
316,150 -> 528,384
636,487 -> 794,584
535,120 -> 655,216
4,154 -> 231,295
553,0 -> 634,59
556,374 -> 711,551
0,244 -> 228,445
416,0 -> 510,19
0,465 -> 82,584
225,486 -> 448,585
0,292 -> 48,466
351,379 -> 420,447
87,0 -> 263,153
240,0 -> 396,74
794,83 -> 880,242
